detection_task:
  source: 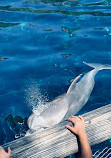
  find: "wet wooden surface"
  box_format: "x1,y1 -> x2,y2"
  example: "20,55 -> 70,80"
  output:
3,104 -> 111,158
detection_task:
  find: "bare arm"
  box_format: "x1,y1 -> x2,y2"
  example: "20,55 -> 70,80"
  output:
79,131 -> 92,158
66,116 -> 93,158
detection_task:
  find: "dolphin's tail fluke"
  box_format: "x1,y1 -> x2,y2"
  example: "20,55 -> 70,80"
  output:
83,61 -> 111,71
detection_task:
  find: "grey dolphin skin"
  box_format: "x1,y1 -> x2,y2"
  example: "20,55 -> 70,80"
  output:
28,62 -> 111,130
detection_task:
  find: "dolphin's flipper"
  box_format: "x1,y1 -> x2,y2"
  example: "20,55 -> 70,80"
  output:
67,74 -> 82,94
83,61 -> 111,70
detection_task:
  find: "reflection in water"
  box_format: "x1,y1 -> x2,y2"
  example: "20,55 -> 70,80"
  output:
62,0 -> 79,7
0,57 -> 9,61
62,26 -> 81,37
23,0 -> 111,6
0,2 -> 111,16
0,21 -> 19,28
62,26 -> 73,37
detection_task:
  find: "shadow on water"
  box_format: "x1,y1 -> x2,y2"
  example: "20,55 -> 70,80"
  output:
0,0 -> 111,16
0,5 -> 111,16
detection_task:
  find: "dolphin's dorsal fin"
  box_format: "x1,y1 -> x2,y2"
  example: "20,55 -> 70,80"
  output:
67,74 -> 82,94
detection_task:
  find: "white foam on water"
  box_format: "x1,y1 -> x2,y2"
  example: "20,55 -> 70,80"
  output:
25,80 -> 49,135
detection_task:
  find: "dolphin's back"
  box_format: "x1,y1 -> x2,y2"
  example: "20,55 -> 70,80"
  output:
63,62 -> 111,120
63,69 -> 98,120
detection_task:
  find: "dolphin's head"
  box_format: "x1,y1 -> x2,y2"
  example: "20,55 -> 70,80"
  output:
28,114 -> 45,129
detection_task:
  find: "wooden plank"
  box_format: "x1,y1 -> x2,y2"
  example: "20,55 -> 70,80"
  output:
2,104 -> 111,158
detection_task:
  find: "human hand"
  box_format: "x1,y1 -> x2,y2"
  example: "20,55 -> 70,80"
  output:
0,146 -> 11,158
66,116 -> 86,137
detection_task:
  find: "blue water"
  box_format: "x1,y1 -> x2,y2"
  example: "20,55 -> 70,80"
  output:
0,0 -> 111,156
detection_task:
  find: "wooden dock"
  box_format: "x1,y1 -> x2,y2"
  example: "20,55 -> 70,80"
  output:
2,104 -> 111,158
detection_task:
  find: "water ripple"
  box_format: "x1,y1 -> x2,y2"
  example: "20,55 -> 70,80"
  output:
0,5 -> 111,17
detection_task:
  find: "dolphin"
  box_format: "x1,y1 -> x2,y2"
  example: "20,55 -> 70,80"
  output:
28,62 -> 111,130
